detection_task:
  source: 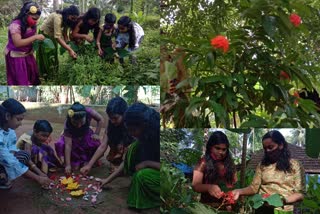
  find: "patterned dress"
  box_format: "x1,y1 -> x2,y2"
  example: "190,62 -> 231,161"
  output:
16,133 -> 59,169
194,157 -> 237,206
250,159 -> 306,212
0,129 -> 28,181
5,20 -> 40,85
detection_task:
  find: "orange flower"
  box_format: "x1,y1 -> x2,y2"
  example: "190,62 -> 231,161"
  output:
210,35 -> 229,53
290,13 -> 301,27
280,71 -> 290,80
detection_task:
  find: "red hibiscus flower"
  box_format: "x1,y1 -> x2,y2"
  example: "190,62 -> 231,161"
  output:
262,193 -> 270,199
280,71 -> 290,80
211,35 -> 229,53
290,13 -> 301,27
221,191 -> 235,205
293,91 -> 300,105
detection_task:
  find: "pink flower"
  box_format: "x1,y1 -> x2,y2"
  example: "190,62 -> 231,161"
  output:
290,13 -> 301,27
211,35 -> 229,53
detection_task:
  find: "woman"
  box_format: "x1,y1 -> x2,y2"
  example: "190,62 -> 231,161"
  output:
0,98 -> 51,189
80,97 -> 133,175
5,1 -> 44,85
100,102 -> 160,209
232,130 -> 305,213
38,5 -> 79,79
192,131 -> 237,211
71,7 -> 101,45
55,102 -> 103,175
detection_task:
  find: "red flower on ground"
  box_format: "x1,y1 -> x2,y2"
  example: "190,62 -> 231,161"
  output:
280,71 -> 290,80
211,35 -> 229,53
262,193 -> 270,199
290,13 -> 301,27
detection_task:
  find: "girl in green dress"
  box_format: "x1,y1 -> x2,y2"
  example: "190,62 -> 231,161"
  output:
100,102 -> 160,209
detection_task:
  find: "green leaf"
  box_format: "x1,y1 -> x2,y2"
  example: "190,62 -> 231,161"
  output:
264,194 -> 283,207
117,48 -> 130,58
262,16 -> 277,38
33,40 -> 39,52
165,61 -> 178,80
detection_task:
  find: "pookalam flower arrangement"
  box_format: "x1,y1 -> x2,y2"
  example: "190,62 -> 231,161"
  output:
46,173 -> 103,206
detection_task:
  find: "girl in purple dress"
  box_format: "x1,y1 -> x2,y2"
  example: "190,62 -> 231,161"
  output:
55,102 -> 103,175
5,1 -> 45,85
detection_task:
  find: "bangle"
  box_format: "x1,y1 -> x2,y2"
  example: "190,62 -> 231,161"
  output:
31,164 -> 36,169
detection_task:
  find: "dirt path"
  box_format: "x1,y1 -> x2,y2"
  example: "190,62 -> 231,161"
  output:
0,120 -> 159,214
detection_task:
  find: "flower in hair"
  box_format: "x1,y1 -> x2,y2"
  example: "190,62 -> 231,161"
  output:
30,6 -> 38,14
68,109 -> 74,117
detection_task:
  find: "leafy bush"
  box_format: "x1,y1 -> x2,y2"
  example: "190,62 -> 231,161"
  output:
300,175 -> 320,213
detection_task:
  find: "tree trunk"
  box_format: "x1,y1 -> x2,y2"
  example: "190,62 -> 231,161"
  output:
130,0 -> 133,14
91,86 -> 102,104
240,133 -> 248,188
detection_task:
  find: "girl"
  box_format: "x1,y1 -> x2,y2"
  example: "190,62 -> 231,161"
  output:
38,5 -> 79,78
116,16 -> 144,64
5,1 -> 44,85
71,7 -> 101,45
16,120 -> 60,175
192,131 -> 237,211
232,130 -> 305,213
0,98 -> 51,189
96,13 -> 117,63
100,102 -> 160,209
80,97 -> 133,175
55,102 -> 103,175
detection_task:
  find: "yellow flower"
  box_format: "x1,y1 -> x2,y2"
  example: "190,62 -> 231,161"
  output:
30,6 -> 37,14
61,177 -> 73,185
66,182 -> 79,190
70,189 -> 84,196
68,109 -> 74,117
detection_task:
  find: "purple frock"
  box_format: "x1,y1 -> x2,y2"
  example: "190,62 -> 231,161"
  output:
55,108 -> 101,168
5,20 -> 40,85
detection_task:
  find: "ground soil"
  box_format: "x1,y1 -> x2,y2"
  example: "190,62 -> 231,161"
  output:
0,119 -> 159,214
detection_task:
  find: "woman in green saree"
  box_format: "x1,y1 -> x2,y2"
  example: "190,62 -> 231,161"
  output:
100,102 -> 160,209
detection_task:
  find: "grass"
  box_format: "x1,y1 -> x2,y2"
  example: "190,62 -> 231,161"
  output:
0,27 -> 7,84
0,16 -> 159,85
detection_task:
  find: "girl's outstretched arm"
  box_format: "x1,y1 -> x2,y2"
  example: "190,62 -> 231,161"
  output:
100,161 -> 124,186
12,33 -> 45,48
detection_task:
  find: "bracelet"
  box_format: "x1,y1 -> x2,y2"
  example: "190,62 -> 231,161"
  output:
31,164 -> 36,169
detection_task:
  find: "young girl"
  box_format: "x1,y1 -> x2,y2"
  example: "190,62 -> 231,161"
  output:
16,120 -> 60,175
55,102 -> 103,175
71,7 -> 101,45
80,97 -> 133,175
96,13 -> 117,62
116,16 -> 144,64
38,5 -> 79,77
232,130 -> 305,213
192,131 -> 237,210
0,98 -> 51,189
100,102 -> 160,209
5,1 -> 44,85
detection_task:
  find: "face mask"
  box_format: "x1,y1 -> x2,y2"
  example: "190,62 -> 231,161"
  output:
266,147 -> 282,163
27,16 -> 37,27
